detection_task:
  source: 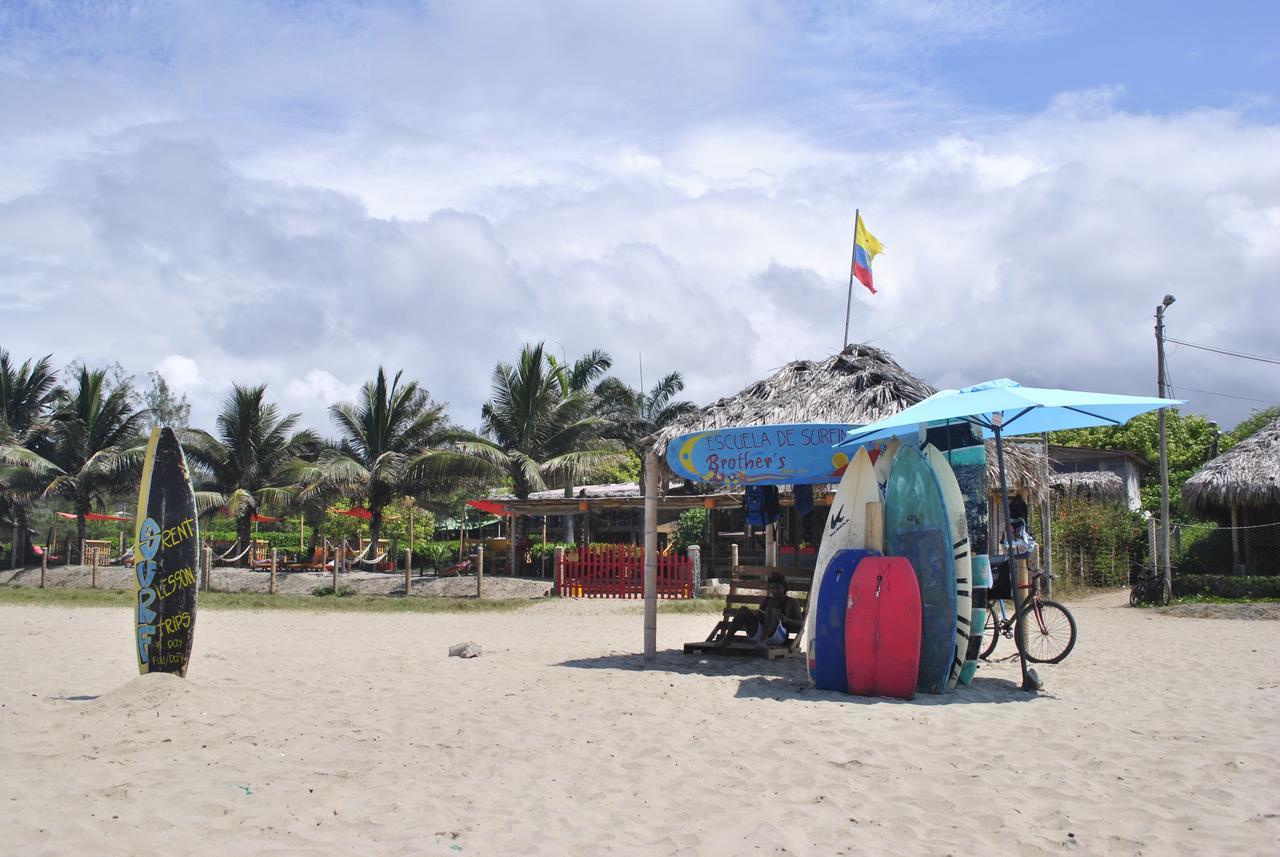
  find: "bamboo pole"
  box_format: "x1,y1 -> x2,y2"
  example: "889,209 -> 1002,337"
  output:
643,452 -> 658,659
40,547 -> 47,588
203,546 -> 213,592
333,545 -> 341,592
1230,503 -> 1242,574
91,552 -> 98,588
270,548 -> 277,595
476,545 -> 484,599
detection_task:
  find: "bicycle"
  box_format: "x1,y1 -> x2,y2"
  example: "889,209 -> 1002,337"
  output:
980,564 -> 1078,664
1128,566 -> 1171,607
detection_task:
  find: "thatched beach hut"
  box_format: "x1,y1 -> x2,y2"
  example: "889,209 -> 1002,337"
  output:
1182,415 -> 1280,575
643,344 -> 1048,509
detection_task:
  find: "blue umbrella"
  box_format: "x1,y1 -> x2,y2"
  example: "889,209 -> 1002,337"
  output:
842,378 -> 1183,547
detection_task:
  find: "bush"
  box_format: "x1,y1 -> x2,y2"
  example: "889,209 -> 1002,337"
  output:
673,508 -> 708,552
1173,575 -> 1280,600
312,584 -> 356,598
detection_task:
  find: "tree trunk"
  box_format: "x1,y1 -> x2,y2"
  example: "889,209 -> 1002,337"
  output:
237,513 -> 253,568
370,507 -> 383,560
15,504 -> 30,568
76,500 -> 88,565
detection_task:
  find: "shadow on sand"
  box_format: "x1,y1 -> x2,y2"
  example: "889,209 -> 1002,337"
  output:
556,649 -> 1045,706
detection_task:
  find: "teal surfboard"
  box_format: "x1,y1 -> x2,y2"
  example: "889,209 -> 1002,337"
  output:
884,445 -> 956,695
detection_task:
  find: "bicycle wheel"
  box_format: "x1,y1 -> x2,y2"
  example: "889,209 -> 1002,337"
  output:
1015,599 -> 1077,664
979,603 -> 1001,660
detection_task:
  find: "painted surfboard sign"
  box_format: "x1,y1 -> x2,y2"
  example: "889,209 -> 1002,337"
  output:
845,556 -> 922,700
884,444 -> 956,695
925,444 -> 973,692
812,548 -> 877,693
666,423 -> 861,486
134,426 -> 199,677
804,447 -> 880,682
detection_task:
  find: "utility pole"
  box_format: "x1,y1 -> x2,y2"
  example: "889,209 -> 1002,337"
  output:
1156,295 -> 1175,596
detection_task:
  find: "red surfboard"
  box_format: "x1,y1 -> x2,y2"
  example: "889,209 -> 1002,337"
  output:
845,557 -> 922,700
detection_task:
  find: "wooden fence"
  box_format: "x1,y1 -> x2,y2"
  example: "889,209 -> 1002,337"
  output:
557,545 -> 692,599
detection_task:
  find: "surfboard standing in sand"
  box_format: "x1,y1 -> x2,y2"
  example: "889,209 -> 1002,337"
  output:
134,426 -> 199,677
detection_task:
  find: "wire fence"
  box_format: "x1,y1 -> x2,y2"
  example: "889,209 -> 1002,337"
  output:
1031,496 -> 1280,589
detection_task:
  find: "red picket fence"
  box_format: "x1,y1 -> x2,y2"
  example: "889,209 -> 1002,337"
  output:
557,544 -> 692,599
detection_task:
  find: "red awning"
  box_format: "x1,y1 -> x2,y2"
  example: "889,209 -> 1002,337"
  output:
337,507 -> 373,520
56,511 -> 131,522
213,508 -> 286,523
466,499 -> 509,516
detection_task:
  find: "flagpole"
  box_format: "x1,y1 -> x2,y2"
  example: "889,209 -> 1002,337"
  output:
843,209 -> 858,350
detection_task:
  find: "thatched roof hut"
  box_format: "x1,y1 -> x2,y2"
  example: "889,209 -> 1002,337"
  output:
643,344 -> 1047,499
1050,470 -> 1125,502
1182,415 -> 1280,514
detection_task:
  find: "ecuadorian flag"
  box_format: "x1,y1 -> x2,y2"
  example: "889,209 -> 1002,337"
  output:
852,211 -> 885,295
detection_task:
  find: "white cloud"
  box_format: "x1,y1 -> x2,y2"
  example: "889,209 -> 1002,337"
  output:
0,3 -> 1275,436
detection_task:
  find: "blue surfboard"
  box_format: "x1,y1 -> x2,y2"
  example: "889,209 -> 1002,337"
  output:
884,445 -> 957,695
812,548 -> 877,692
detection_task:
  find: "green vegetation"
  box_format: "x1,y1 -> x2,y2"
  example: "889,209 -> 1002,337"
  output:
673,507 -> 708,551
0,585 -> 534,613
1172,574 -> 1280,600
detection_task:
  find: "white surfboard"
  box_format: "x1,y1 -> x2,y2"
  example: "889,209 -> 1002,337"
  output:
804,446 -> 880,681
926,444 -> 974,692
872,436 -> 901,489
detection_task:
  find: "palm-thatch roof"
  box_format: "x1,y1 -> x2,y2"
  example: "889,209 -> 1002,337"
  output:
1183,415 -> 1280,514
1050,470 -> 1125,501
642,344 -> 1047,499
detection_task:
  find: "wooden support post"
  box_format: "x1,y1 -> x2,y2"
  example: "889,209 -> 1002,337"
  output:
643,452 -> 658,660
91,552 -> 98,588
476,545 -> 485,599
1230,503 -> 1242,574
864,501 -> 884,554
333,545 -> 341,592
404,549 -> 412,596
764,521 -> 776,567
203,547 -> 213,592
553,546 -> 564,596
730,543 -> 739,571
270,548 -> 277,595
40,548 -> 47,589
119,530 -> 125,559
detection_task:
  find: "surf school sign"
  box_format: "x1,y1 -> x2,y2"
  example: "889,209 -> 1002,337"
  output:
667,423 -> 863,486
134,427 -> 199,677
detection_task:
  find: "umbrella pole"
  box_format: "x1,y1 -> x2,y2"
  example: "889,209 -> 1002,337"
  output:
993,423 -> 1041,692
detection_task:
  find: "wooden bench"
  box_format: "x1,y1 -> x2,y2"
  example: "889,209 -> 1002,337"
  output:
683,565 -> 815,660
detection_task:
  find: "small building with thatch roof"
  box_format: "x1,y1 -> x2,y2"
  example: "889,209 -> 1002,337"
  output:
1048,445 -> 1147,509
1182,415 -> 1280,575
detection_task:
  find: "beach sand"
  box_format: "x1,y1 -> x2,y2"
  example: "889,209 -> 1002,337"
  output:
0,591 -> 1277,856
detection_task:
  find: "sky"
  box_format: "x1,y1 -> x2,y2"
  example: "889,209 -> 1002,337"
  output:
1,0 -> 1277,437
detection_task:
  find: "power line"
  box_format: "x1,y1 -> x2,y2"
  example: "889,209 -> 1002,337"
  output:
1165,337 -> 1280,367
1173,385 -> 1278,405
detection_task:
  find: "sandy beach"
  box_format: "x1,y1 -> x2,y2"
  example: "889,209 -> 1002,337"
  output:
1,590 -> 1277,856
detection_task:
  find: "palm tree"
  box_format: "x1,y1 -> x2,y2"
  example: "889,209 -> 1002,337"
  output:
183,384 -> 320,564
594,371 -> 697,449
38,366 -> 149,558
0,350 -> 58,565
295,367 -> 452,552
427,342 -> 627,500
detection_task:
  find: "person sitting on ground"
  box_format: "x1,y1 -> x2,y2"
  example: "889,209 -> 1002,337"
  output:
717,571 -> 804,647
